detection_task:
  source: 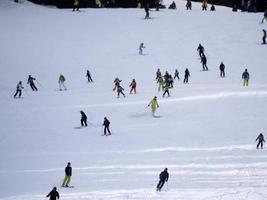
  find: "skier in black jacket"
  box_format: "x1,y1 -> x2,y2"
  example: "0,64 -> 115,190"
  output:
156,168 -> 169,192
103,117 -> 111,135
256,133 -> 265,149
262,29 -> 266,44
80,111 -> 87,127
86,70 -> 93,82
219,62 -> 225,77
46,187 -> 59,200
183,68 -> 190,83
62,162 -> 72,187
27,75 -> 38,91
201,54 -> 208,71
197,44 -> 205,58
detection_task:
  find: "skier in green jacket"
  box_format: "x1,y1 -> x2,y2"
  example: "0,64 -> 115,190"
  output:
148,96 -> 159,116
58,74 -> 67,91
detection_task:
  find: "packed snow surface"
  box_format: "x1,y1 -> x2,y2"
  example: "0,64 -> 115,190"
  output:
0,0 -> 267,199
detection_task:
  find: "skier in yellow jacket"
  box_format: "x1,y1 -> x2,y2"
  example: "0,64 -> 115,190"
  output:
148,96 -> 159,116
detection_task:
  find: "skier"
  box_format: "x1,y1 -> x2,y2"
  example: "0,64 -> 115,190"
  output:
46,187 -> 59,200
102,117 -> 111,135
174,69 -> 180,80
148,96 -> 159,116
156,68 -> 162,81
202,0 -> 208,10
197,44 -> 205,58
86,70 -> 93,82
117,85 -> 126,98
186,0 -> 192,10
156,168 -> 169,192
80,110 -> 87,127
256,133 -> 265,149
155,0 -> 160,11
139,43 -> 145,55
14,81 -> 24,98
210,4 -> 215,11
144,3 -> 150,19
113,77 -> 121,91
219,62 -> 225,77
201,54 -> 208,71
129,79 -> 137,94
157,76 -> 164,91
261,9 -> 267,24
73,0 -> 80,11
58,74 -> 67,91
262,29 -> 266,44
62,162 -> 72,187
27,75 -> 38,91
168,1 -> 176,9
183,68 -> 190,83
242,69 -> 249,86
162,83 -> 170,97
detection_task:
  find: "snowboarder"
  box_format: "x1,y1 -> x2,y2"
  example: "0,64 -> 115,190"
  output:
27,75 -> 38,91
73,0 -> 80,11
186,0 -> 192,10
168,1 -> 176,9
256,133 -> 265,149
197,44 -> 205,58
242,69 -> 249,86
219,62 -> 225,77
113,77 -> 121,91
174,69 -> 180,80
117,85 -> 126,98
261,9 -> 267,24
183,68 -> 190,83
129,79 -> 137,94
14,81 -> 24,98
210,4 -> 215,11
163,83 -> 170,97
148,96 -> 159,116
262,29 -> 266,44
102,117 -> 111,135
80,110 -> 87,127
46,187 -> 59,200
139,43 -> 145,55
62,162 -> 72,187
86,70 -> 93,82
157,76 -> 164,91
202,0 -> 208,10
58,74 -> 67,91
201,54 -> 208,71
156,168 -> 169,192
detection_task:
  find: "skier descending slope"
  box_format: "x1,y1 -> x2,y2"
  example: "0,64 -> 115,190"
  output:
62,162 -> 72,187
86,70 -> 93,82
139,43 -> 145,55
27,75 -> 38,91
197,44 -> 205,58
58,74 -> 67,91
80,110 -> 87,127
242,69 -> 250,86
102,117 -> 111,136
156,168 -> 169,192
46,187 -> 59,200
256,133 -> 265,149
148,96 -> 159,117
13,81 -> 24,98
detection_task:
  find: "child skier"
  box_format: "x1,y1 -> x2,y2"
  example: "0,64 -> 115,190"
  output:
14,81 -> 24,98
58,74 -> 67,91
242,69 -> 249,86
129,79 -> 137,94
139,43 -> 145,55
256,133 -> 265,149
156,168 -> 169,192
148,96 -> 159,116
62,162 -> 72,187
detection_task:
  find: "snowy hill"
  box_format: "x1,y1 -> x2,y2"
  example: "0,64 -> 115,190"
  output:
0,0 -> 267,199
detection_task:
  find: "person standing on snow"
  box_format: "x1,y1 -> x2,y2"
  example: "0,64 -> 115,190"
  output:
86,70 -> 93,82
262,29 -> 266,44
46,187 -> 59,200
200,54 -> 208,71
14,81 -> 24,98
144,3 -> 150,19
129,79 -> 137,94
157,76 -> 164,92
117,85 -> 126,98
174,69 -> 180,80
58,74 -> 67,91
102,117 -> 111,135
155,0 -> 160,11
139,43 -> 146,55
62,162 -> 72,187
183,68 -> 190,83
197,44 -> 205,58
80,110 -> 87,127
148,96 -> 159,116
219,62 -> 225,77
242,69 -> 249,86
156,168 -> 169,192
27,75 -> 38,91
73,0 -> 80,11
256,133 -> 265,149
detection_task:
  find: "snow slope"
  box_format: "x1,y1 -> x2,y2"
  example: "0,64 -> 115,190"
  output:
0,0 -> 267,199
